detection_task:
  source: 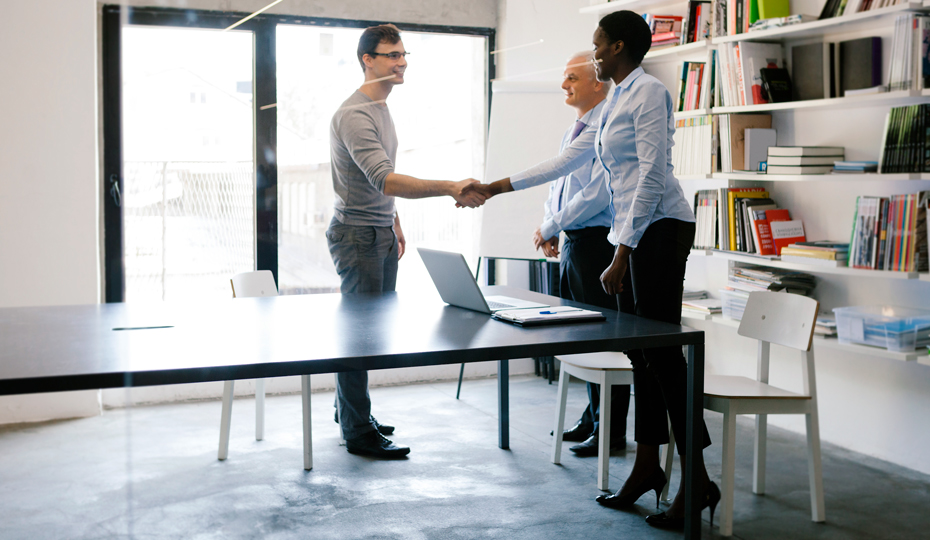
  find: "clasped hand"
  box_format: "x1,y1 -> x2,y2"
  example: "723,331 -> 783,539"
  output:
453,179 -> 488,208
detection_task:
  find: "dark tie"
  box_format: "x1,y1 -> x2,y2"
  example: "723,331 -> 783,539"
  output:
551,120 -> 587,214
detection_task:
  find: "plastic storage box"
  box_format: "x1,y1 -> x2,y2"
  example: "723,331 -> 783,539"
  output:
833,306 -> 930,352
720,288 -> 750,321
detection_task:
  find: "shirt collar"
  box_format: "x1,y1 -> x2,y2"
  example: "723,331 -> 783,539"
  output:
578,98 -> 605,125
617,66 -> 645,90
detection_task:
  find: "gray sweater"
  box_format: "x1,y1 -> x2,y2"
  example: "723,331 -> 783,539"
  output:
329,90 -> 397,226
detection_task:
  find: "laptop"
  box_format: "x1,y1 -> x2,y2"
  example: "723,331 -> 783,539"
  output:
417,247 -> 549,314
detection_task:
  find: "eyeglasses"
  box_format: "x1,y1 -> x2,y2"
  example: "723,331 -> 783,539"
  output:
368,51 -> 410,61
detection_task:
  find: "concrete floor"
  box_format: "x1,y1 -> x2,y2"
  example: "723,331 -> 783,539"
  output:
1,374 -> 928,540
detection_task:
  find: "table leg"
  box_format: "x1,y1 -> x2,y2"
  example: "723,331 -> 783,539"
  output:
498,359 -> 509,450
301,375 -> 312,471
685,341 -> 705,540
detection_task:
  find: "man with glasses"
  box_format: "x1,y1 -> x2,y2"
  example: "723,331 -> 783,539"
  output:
327,24 -> 485,459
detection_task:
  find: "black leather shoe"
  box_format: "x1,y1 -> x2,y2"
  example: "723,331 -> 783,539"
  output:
569,434 -> 626,457
334,410 -> 394,435
550,420 -> 594,442
596,467 -> 667,509
345,430 -> 410,458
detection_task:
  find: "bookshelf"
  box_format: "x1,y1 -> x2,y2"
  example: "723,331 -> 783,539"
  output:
680,312 -> 930,362
711,89 -> 926,115
712,2 -> 924,45
580,0 -> 684,16
674,108 -> 713,119
710,251 -> 922,279
644,39 -> 711,61
712,172 -> 930,182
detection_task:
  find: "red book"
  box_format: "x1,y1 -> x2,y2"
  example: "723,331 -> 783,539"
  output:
751,211 -> 776,255
770,220 -> 806,256
652,31 -> 681,42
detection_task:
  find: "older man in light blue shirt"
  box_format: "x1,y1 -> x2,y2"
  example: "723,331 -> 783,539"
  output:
474,51 -> 631,457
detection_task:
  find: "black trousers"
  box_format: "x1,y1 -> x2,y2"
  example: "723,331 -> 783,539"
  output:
618,218 -> 711,455
560,226 -> 631,440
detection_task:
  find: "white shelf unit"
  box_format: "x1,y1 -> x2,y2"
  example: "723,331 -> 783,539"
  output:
680,313 -> 930,362
674,108 -> 713,119
580,0 -> 685,15
709,251 -> 922,279
713,172 -> 930,182
677,173 -> 715,180
712,2 -> 924,45
644,39 -> 711,61
712,89 -> 925,115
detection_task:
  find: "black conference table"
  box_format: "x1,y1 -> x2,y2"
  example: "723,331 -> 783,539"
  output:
0,286 -> 706,538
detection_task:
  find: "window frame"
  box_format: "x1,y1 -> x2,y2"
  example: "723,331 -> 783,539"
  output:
102,5 -> 495,302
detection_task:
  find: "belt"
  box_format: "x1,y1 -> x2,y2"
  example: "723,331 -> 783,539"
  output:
564,226 -> 611,242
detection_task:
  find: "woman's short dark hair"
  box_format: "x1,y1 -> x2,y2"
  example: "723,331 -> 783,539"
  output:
357,24 -> 402,71
598,11 -> 652,65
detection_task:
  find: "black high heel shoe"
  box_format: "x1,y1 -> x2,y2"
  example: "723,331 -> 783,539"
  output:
644,481 -> 721,530
595,467 -> 668,509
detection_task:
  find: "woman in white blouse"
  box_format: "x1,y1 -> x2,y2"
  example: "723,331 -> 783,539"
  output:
589,11 -> 718,530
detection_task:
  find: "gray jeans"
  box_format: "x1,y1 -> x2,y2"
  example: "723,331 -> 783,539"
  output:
325,217 -> 398,440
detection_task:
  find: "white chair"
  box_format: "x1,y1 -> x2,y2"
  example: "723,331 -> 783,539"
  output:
669,291 -> 825,536
218,270 -> 280,461
552,351 -> 675,495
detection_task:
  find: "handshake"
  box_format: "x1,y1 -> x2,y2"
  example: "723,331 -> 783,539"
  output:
451,179 -> 507,208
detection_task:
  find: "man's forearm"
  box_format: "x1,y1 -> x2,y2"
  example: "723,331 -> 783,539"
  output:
383,173 -> 454,199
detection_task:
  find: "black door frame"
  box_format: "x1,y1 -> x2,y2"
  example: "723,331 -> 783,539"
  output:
102,5 -> 494,302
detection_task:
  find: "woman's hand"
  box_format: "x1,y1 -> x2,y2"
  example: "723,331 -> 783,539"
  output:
600,244 -> 632,295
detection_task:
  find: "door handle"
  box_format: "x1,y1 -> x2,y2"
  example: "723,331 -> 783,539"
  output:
109,173 -> 121,207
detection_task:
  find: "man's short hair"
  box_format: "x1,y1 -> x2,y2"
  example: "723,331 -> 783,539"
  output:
598,10 -> 652,65
568,51 -> 612,94
357,24 -> 402,72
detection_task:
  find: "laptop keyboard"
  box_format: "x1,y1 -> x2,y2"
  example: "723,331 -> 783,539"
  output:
487,300 -> 516,310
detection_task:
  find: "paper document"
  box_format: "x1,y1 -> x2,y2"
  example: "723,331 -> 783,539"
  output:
492,306 -> 605,326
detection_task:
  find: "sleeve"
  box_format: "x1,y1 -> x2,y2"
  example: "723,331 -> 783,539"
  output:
615,84 -> 669,249
338,109 -> 395,192
539,162 -> 611,240
509,127 -> 598,190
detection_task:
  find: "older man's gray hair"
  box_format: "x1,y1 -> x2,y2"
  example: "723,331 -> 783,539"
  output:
568,50 -> 612,93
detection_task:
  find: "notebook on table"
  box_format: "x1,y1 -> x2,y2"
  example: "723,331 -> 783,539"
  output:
492,306 -> 606,327
417,247 -> 548,314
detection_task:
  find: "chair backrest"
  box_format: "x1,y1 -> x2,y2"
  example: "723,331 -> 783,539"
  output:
738,291 -> 819,351
230,270 -> 278,298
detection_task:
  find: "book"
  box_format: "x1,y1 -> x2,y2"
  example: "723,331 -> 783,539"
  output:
745,128 -> 777,172
739,42 -> 784,105
728,189 -> 770,250
492,306 -> 605,326
759,67 -> 792,103
767,146 -> 845,157
770,219 -> 806,255
766,165 -> 835,174
791,42 -> 835,101
682,298 -> 723,313
839,37 -> 883,96
780,246 -> 847,260
751,207 -> 779,255
757,0 -> 789,20
723,114 -> 773,171
780,255 -> 847,266
769,155 -> 841,166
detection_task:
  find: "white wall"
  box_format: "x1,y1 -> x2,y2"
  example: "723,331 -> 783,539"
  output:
495,0 -> 930,475
0,0 -> 102,423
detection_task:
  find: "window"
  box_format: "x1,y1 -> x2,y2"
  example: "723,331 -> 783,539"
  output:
103,6 -> 493,302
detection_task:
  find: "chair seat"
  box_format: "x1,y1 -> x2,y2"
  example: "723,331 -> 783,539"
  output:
705,375 -> 809,400
555,352 -> 632,371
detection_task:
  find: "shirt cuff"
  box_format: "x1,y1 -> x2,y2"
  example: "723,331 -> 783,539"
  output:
509,171 -> 529,191
615,225 -> 641,250
539,219 -> 560,241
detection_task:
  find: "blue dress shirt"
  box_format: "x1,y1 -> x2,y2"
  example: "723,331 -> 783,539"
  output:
510,99 -> 612,240
595,67 -> 694,248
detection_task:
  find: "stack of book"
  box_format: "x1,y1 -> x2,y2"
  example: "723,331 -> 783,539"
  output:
642,14 -> 683,49
878,104 -> 930,173
690,186 -> 804,255
848,192 -> 929,272
675,61 -> 713,111
680,1 -> 712,45
673,116 -> 715,176
749,14 -> 815,32
814,313 -> 838,337
820,0 -> 905,19
780,241 -> 849,266
719,114 -> 773,172
834,161 -> 879,173
888,13 -> 929,92
682,297 -> 723,315
766,146 -> 845,175
683,289 -> 708,301
715,42 -> 784,106
727,265 -> 816,295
